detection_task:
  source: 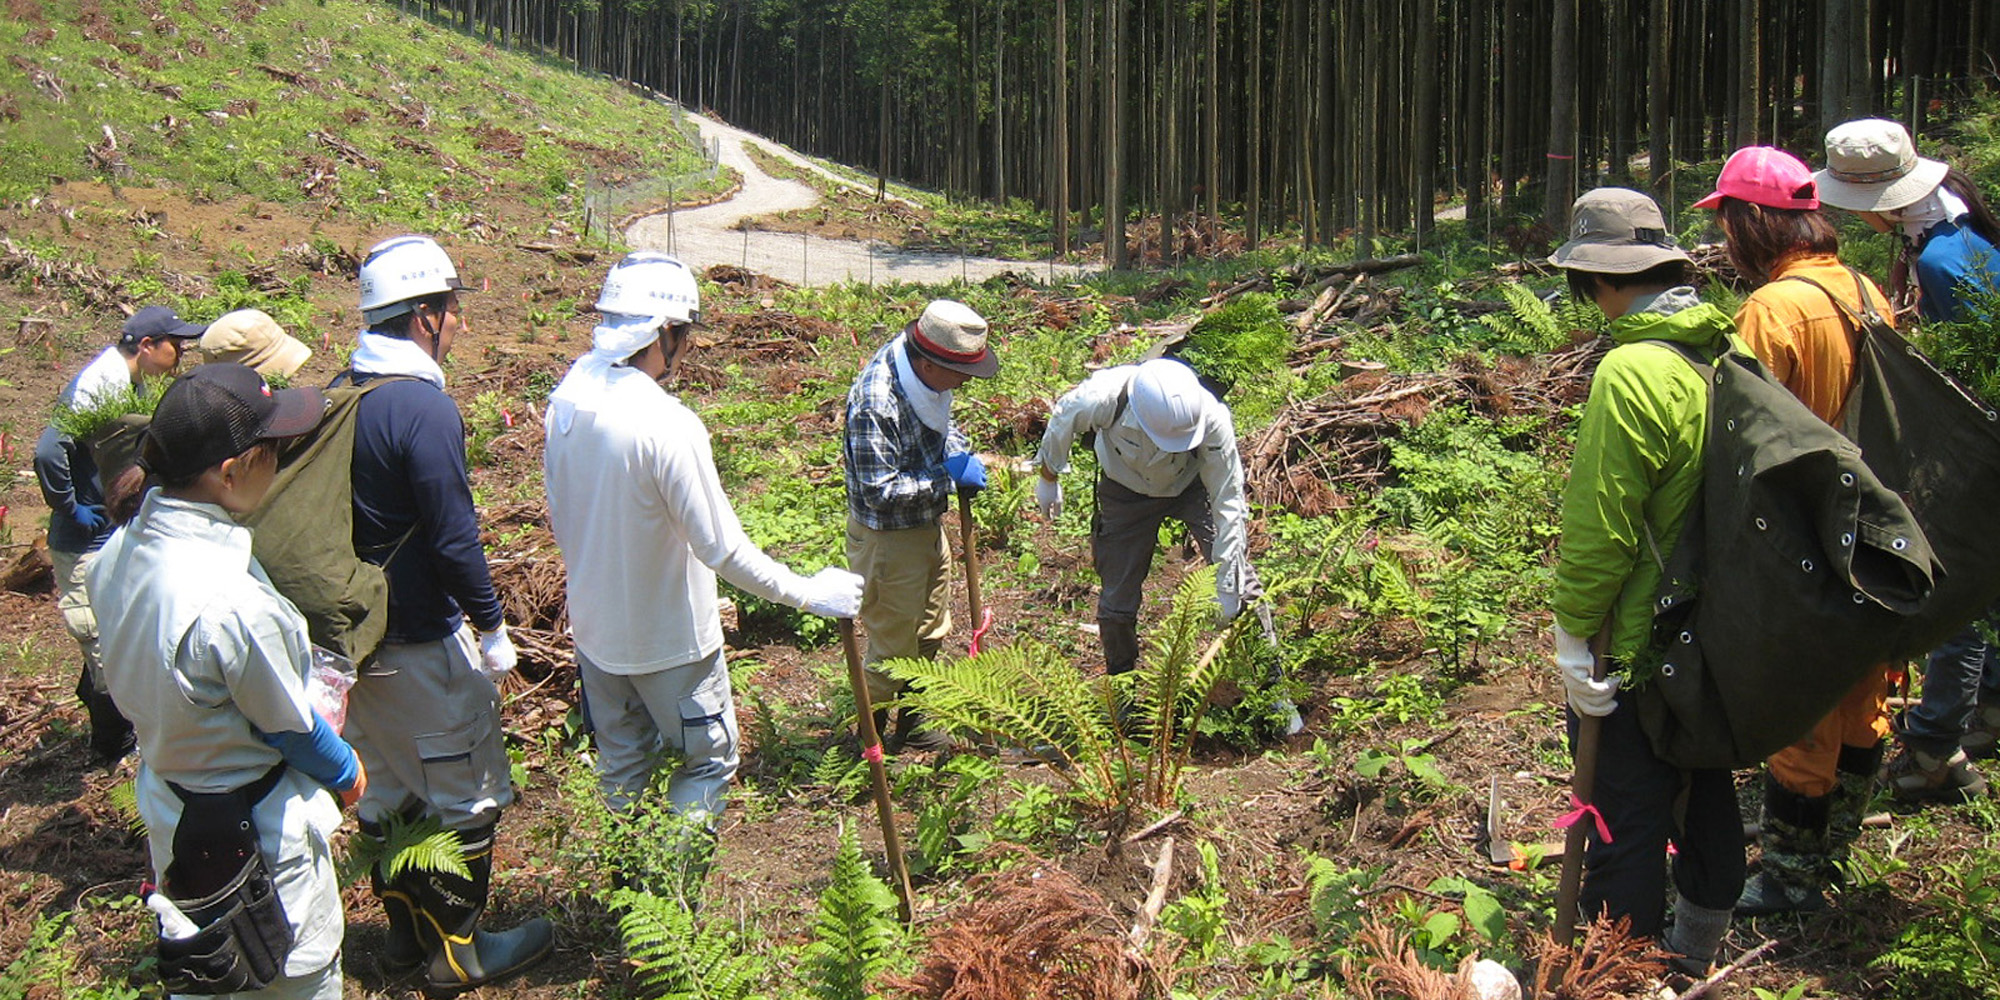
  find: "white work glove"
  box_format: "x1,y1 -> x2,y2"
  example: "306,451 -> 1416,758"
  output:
800,567 -> 865,620
1035,476 -> 1063,520
477,624 -> 518,680
1217,588 -> 1243,624
1554,623 -> 1617,717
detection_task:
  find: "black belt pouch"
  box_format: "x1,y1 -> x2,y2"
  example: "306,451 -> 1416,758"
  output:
157,764 -> 294,994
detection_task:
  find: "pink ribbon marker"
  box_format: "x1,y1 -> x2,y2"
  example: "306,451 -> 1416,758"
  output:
968,607 -> 994,656
861,742 -> 885,763
1553,793 -> 1614,843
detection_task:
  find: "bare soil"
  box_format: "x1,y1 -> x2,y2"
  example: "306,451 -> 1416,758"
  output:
0,181 -> 1992,1000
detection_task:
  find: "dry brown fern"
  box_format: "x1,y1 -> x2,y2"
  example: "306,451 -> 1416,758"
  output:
881,850 -> 1149,1000
1529,915 -> 1669,1000
1340,919 -> 1482,1000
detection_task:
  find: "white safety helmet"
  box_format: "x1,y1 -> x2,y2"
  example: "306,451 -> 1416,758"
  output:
358,235 -> 468,325
595,251 -> 701,327
1129,359 -> 1209,453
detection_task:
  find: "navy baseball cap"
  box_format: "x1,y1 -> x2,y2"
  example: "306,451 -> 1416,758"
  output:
120,305 -> 207,347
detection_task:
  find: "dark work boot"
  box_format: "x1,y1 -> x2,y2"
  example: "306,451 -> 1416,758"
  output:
1826,742 -> 1883,882
77,669 -> 135,764
360,822 -> 433,974
1736,775 -> 1832,917
1100,617 -> 1141,677
413,827 -> 554,991
892,708 -> 956,752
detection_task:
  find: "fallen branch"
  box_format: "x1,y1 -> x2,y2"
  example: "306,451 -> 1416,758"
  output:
1674,938 -> 1780,1000
1125,837 -> 1176,955
1121,810 -> 1184,845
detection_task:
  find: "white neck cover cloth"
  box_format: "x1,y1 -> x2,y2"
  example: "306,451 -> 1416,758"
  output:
547,313 -> 665,435
351,329 -> 448,388
890,333 -> 953,434
1887,185 -> 1970,241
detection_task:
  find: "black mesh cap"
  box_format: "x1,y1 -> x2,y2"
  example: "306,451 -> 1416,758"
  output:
142,363 -> 328,480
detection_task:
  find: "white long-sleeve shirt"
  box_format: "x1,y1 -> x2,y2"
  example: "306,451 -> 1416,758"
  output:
1034,365 -> 1251,592
545,362 -> 817,673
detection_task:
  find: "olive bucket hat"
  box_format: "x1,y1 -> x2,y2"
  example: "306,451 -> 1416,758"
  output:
1547,187 -> 1693,274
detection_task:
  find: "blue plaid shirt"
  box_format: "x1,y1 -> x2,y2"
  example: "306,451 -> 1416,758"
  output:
844,338 -> 963,530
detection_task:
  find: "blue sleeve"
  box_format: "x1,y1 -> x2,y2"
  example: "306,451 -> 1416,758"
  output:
259,710 -> 360,792
403,390 -> 506,632
33,424 -> 78,517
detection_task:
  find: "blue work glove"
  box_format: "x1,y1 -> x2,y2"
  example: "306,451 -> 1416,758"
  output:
72,504 -> 109,535
944,451 -> 987,494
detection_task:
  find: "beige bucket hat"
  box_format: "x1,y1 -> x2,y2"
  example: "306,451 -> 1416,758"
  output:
1813,118 -> 1950,213
199,308 -> 313,379
1548,188 -> 1693,273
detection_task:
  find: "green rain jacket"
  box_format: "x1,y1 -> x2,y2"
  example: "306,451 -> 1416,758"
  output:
1553,293 -> 1739,663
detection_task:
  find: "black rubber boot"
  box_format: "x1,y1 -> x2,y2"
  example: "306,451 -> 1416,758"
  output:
1100,617 -> 1141,677
1736,775 -> 1831,917
892,708 -> 956,752
77,669 -> 135,764
413,827 -> 554,992
360,822 -> 434,974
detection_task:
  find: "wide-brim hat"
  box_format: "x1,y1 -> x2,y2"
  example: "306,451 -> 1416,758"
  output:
1813,118 -> 1950,213
143,363 -> 328,480
906,299 -> 997,378
1548,187 -> 1693,274
200,309 -> 313,379
1693,146 -> 1820,211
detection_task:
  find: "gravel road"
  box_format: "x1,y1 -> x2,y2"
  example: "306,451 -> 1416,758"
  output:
624,112 -> 1096,288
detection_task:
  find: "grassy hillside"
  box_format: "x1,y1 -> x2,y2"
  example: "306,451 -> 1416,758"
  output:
0,0 -> 723,231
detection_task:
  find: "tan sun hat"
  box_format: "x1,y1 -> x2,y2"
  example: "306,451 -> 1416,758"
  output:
200,308 -> 313,379
1813,118 -> 1949,213
1548,187 -> 1692,274
905,300 -> 998,378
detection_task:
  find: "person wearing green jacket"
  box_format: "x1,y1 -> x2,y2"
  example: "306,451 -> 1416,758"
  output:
1548,188 -> 1745,975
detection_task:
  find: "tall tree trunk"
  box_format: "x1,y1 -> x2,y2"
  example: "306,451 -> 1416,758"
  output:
1247,0 -> 1262,249
1204,0 -> 1218,248
1413,0 -> 1438,236
1055,0 -> 1071,253
1546,0 -> 1578,232
1105,0 -> 1127,268
1649,0 -> 1673,198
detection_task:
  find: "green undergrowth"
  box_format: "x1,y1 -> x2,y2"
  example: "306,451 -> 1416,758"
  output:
0,0 -> 716,231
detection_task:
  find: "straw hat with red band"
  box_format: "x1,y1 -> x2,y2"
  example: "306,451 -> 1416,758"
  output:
1694,146 -> 1820,211
905,299 -> 998,378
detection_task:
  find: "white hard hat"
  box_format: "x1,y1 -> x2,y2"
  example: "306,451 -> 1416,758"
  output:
1129,359 -> 1209,452
595,251 -> 701,326
358,235 -> 468,324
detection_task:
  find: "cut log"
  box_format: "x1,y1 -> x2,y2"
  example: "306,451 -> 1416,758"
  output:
3,536 -> 52,594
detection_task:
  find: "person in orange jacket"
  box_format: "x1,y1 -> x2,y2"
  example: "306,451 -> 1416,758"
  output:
1696,146 -> 1898,916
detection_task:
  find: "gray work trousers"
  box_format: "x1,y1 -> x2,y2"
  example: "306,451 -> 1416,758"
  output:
578,647 -> 739,822
346,624 -> 512,831
1092,476 -> 1215,675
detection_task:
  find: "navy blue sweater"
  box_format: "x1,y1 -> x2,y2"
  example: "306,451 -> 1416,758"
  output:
346,374 -> 505,644
33,424 -> 109,555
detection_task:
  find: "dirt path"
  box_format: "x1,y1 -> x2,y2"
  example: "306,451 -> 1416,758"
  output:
625,111 -> 1096,287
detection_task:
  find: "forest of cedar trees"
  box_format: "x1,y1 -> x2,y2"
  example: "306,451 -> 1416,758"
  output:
391,0 -> 1996,257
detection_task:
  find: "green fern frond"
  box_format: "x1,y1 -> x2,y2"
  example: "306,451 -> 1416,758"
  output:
611,888 -> 766,1000
805,825 -> 903,1000
340,813 -> 469,886
886,644 -> 1127,811
107,779 -> 146,838
810,745 -> 870,801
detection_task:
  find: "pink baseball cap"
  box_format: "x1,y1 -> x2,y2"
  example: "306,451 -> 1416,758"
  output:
1693,146 -> 1820,211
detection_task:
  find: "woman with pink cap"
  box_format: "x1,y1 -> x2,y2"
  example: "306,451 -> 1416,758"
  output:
1696,146 -> 1897,918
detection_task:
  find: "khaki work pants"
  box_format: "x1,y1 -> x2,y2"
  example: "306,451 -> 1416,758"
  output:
845,516 -> 952,705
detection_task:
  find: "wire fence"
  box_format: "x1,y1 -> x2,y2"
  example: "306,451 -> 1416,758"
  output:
579,105 -> 723,247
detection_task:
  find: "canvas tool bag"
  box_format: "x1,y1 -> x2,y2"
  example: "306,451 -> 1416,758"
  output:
1633,335 -> 1938,770
242,376 -> 411,665
156,764 -> 293,995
